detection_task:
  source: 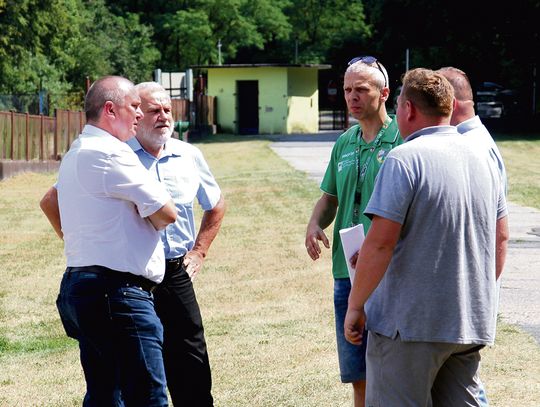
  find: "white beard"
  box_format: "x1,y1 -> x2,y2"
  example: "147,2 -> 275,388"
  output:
138,127 -> 173,150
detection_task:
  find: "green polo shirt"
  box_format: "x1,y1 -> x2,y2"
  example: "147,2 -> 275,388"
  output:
321,116 -> 402,279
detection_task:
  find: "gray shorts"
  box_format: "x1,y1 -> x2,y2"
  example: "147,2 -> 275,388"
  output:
366,331 -> 487,407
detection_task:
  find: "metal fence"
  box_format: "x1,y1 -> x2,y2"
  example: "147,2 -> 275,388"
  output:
319,109 -> 348,130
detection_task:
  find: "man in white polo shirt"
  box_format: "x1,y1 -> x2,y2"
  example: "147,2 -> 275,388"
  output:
40,76 -> 176,406
437,66 -> 507,195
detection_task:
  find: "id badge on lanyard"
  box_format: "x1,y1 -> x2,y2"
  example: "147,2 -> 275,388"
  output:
351,117 -> 391,226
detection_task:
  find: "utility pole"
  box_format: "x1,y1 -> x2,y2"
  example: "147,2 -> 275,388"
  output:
533,64 -> 537,115
217,39 -> 222,65
405,48 -> 410,72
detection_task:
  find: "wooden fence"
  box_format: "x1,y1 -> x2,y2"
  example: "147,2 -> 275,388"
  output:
193,95 -> 216,127
171,98 -> 189,123
171,95 -> 216,126
0,110 -> 85,161
0,96 -> 215,162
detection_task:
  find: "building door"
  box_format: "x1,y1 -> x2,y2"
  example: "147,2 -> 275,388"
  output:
237,80 -> 259,134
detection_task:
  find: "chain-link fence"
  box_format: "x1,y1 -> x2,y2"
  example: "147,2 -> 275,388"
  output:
0,92 -> 84,116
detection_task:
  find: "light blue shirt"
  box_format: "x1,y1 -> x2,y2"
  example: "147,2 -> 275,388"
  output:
128,137 -> 222,259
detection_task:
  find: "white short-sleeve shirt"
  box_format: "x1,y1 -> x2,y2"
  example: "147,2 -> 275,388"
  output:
57,125 -> 171,283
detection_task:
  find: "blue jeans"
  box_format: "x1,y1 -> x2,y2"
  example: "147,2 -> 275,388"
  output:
334,278 -> 367,382
56,267 -> 168,407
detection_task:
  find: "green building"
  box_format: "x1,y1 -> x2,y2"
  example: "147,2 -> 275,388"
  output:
196,64 -> 331,135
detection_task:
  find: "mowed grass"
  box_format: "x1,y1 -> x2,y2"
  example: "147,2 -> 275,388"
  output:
494,134 -> 540,209
0,134 -> 539,406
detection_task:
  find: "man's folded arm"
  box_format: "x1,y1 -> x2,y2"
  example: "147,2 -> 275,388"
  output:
147,199 -> 176,231
40,186 -> 63,239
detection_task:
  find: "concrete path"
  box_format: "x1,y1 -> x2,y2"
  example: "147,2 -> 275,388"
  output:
270,132 -> 540,344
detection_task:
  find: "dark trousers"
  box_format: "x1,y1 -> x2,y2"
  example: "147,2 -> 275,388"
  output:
56,266 -> 168,407
154,259 -> 213,407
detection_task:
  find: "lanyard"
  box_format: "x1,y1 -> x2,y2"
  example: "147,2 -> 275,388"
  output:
357,116 -> 391,184
351,117 -> 392,225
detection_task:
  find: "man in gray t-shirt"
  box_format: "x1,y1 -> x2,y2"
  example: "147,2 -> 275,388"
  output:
344,68 -> 509,406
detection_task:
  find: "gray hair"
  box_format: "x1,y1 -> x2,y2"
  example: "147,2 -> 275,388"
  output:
135,82 -> 171,100
345,60 -> 389,90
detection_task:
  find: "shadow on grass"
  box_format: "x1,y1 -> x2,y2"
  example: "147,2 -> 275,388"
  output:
485,116 -> 540,141
0,333 -> 74,355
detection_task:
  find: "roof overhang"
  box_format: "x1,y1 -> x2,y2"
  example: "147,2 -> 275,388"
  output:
192,63 -> 331,70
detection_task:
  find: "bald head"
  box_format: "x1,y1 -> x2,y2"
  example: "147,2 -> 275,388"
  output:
437,67 -> 473,101
437,66 -> 476,125
84,76 -> 136,121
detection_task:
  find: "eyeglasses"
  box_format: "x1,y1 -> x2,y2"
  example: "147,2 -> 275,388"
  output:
348,56 -> 388,88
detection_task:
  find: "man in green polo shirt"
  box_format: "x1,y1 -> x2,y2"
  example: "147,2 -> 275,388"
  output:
305,56 -> 401,406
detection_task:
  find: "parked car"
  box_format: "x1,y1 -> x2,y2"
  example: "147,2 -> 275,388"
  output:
475,82 -> 519,119
476,91 -> 504,119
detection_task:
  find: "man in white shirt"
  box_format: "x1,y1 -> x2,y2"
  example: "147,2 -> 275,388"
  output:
40,76 -> 176,406
437,66 -> 508,406
438,66 -> 507,195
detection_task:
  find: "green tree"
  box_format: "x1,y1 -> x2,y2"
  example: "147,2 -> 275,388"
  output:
0,0 -> 160,111
0,0 -> 80,94
67,0 -> 160,85
285,0 -> 371,64
365,0 -> 540,98
163,9 -> 215,68
108,0 -> 292,70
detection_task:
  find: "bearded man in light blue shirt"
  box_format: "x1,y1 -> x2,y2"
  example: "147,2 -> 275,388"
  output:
128,82 -> 225,407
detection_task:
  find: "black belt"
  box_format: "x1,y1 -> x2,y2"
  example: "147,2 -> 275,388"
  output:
166,256 -> 185,267
67,265 -> 158,293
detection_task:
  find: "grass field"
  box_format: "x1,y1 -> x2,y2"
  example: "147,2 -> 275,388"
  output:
495,133 -> 540,209
0,135 -> 538,406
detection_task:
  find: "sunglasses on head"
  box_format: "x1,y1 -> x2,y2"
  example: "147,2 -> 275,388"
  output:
348,56 -> 388,88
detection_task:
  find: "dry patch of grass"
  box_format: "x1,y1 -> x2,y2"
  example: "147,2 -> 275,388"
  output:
496,137 -> 540,209
1,136 -> 538,406
482,322 -> 540,406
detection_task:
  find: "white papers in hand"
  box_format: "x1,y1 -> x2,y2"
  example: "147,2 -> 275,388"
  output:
339,224 -> 365,283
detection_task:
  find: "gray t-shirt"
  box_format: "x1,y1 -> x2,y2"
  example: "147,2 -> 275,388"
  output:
364,125 -> 507,345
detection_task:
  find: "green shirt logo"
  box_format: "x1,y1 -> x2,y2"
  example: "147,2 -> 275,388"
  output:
377,149 -> 389,163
